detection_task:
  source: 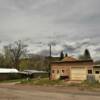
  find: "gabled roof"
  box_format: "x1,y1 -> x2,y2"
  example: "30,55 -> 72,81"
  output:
61,56 -> 77,62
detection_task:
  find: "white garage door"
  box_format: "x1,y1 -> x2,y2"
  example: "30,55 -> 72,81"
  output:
71,67 -> 87,81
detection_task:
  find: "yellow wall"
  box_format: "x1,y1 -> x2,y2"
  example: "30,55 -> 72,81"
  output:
93,68 -> 100,82
51,62 -> 93,80
70,67 -> 87,81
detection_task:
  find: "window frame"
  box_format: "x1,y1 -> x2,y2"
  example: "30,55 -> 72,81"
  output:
88,70 -> 92,74
95,71 -> 99,74
62,70 -> 65,73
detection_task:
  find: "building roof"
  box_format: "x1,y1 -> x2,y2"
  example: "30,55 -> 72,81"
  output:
93,65 -> 100,68
61,56 -> 77,62
0,68 -> 18,73
20,70 -> 48,75
51,56 -> 93,64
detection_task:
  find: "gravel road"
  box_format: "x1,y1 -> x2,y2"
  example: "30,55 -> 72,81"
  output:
0,84 -> 100,100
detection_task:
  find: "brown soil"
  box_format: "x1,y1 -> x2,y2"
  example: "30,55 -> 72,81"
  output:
0,83 -> 100,100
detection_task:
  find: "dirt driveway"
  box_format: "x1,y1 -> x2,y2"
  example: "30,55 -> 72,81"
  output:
0,83 -> 100,100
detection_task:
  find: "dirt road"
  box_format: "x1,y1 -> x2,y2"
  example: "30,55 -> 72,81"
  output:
0,84 -> 100,100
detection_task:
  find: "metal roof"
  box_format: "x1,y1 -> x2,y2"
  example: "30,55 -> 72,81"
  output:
20,70 -> 48,74
0,68 -> 18,73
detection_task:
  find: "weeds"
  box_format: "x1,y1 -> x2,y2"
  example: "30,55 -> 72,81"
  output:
20,78 -> 65,86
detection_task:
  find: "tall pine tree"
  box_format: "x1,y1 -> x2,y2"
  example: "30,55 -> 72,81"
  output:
60,51 -> 64,60
84,49 -> 91,60
65,53 -> 68,57
79,49 -> 92,60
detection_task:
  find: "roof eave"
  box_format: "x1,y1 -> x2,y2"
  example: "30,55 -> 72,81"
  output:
51,59 -> 93,64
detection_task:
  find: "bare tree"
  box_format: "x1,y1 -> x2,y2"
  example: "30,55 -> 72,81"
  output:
0,53 -> 5,67
4,40 -> 27,70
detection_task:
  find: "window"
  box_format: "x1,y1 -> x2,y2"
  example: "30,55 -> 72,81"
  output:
52,70 -> 55,73
62,70 -> 64,73
88,70 -> 92,74
95,71 -> 99,74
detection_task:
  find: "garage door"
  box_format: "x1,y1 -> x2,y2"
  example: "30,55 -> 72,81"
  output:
71,67 -> 87,81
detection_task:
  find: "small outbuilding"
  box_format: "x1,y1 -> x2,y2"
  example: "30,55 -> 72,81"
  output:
51,56 -> 93,81
0,68 -> 19,81
20,70 -> 48,78
0,68 -> 18,73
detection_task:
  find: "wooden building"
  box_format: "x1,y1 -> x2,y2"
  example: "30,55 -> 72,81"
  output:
50,56 -> 93,81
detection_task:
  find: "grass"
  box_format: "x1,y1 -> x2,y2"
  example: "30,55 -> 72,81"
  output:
0,78 -> 64,86
0,78 -> 100,92
68,80 -> 100,91
81,80 -> 100,88
20,78 -> 65,86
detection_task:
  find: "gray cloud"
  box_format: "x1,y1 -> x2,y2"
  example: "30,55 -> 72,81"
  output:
0,0 -> 100,60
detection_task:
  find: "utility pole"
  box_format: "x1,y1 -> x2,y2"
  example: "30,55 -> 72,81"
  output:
50,44 -> 51,58
49,44 -> 52,80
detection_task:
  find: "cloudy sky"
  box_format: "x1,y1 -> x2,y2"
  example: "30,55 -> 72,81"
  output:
0,0 -> 100,60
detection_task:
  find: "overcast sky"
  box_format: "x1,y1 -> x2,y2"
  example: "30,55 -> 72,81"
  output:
0,0 -> 100,60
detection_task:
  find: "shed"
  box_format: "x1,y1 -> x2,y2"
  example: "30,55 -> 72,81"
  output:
20,70 -> 48,78
0,68 -> 19,81
0,68 -> 18,73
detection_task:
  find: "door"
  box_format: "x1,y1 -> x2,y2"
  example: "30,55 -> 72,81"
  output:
71,67 -> 87,81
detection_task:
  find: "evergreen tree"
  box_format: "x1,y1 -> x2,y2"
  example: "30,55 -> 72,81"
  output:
84,49 -> 91,60
79,49 -> 92,60
60,51 -> 64,60
65,53 -> 68,57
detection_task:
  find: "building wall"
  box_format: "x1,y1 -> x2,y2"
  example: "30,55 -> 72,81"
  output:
51,62 -> 93,81
93,68 -> 100,82
0,73 -> 21,81
70,67 -> 87,81
70,63 -> 93,81
51,63 -> 70,80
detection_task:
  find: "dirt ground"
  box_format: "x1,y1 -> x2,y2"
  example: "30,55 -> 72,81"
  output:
0,83 -> 100,100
